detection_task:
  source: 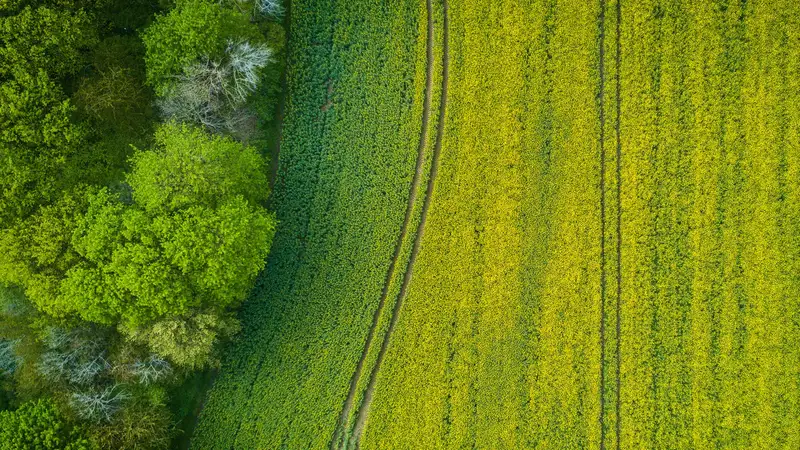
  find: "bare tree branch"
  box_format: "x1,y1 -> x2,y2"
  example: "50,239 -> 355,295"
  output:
157,41 -> 271,138
126,355 -> 173,386
253,0 -> 284,18
0,339 -> 21,375
70,384 -> 130,423
38,327 -> 110,385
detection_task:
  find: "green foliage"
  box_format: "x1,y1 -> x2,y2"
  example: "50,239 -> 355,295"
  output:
123,312 -> 239,370
244,21 -> 286,148
0,6 -> 98,79
0,190 -> 88,315
166,368 -> 213,449
152,198 -> 275,302
76,36 -> 152,137
71,36 -> 154,188
88,401 -> 172,450
0,0 -> 105,15
0,6 -> 135,226
192,0 -> 426,446
0,398 -> 91,450
91,36 -> 147,75
63,124 -> 274,327
75,68 -> 148,132
142,0 -> 259,95
0,71 -> 86,225
221,0 -> 284,21
0,0 -> 157,31
128,123 -> 269,213
0,122 -> 273,332
94,0 -> 166,32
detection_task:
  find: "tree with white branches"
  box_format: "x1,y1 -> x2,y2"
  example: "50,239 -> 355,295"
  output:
0,339 -> 21,375
253,0 -> 284,18
0,284 -> 29,317
158,40 -> 272,136
125,355 -> 173,386
227,40 -> 272,103
69,385 -> 130,423
158,59 -> 230,133
37,328 -> 110,386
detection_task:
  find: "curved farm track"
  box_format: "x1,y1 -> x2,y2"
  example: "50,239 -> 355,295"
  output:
330,0 -> 450,449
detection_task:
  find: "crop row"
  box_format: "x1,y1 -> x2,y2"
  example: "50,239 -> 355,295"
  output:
191,0 -> 428,447
618,0 -> 800,447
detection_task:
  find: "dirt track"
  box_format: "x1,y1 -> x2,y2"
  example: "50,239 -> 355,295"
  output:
348,0 -> 450,447
330,0 -> 451,448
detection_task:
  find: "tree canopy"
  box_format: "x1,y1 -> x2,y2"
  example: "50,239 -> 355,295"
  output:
0,122 -> 277,332
0,399 -> 91,450
0,71 -> 87,226
0,6 -> 98,80
142,0 -> 261,95
63,123 -> 275,328
0,0 -> 284,444
128,123 -> 269,212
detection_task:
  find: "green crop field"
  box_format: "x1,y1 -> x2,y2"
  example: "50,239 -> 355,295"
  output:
191,0 -> 430,447
192,0 -> 800,449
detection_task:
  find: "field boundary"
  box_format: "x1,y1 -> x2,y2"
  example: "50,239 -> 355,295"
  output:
598,0 -> 608,448
614,0 -> 622,448
184,1 -> 294,447
329,0 -> 438,447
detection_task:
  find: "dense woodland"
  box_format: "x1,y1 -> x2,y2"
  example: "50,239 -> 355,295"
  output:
0,0 -> 285,447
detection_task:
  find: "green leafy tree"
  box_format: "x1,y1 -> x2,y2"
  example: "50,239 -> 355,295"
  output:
122,311 -> 239,370
0,71 -> 86,225
128,122 -> 269,213
0,4 -> 101,226
0,124 -> 274,330
0,398 -> 91,450
61,124 -> 275,330
0,189 -> 89,305
75,35 -> 153,138
152,197 -> 274,302
71,36 -> 155,189
0,6 -> 98,79
75,68 -> 149,134
0,0 -> 283,445
1,0 -> 102,15
142,0 -> 260,95
0,189 -> 88,317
